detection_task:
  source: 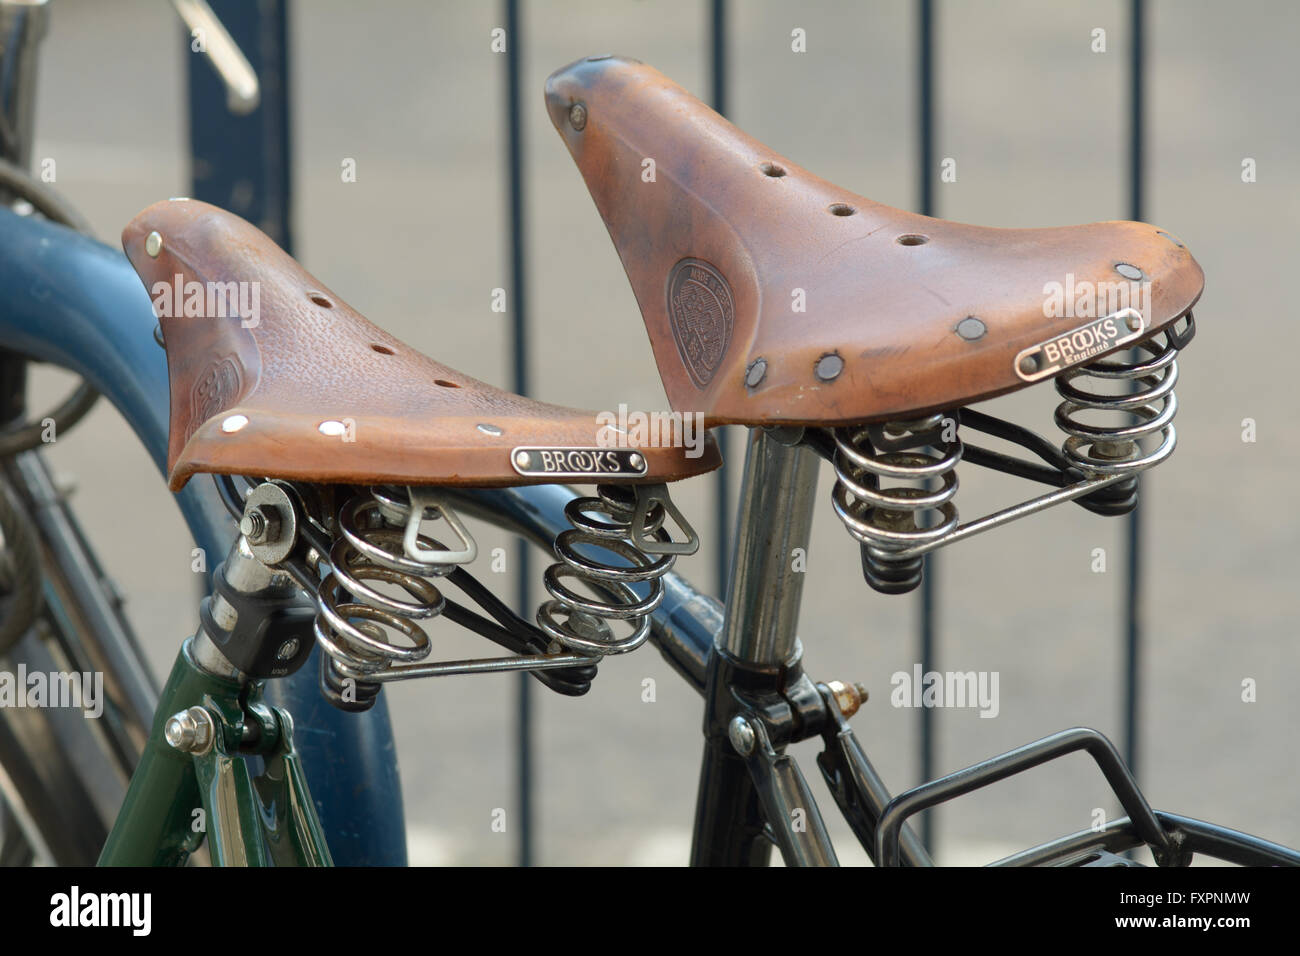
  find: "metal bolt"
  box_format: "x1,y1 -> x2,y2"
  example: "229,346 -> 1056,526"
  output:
568,102 -> 587,130
745,358 -> 768,388
164,706 -> 215,754
145,231 -> 162,258
240,510 -> 265,542
826,679 -> 869,718
1115,262 -> 1144,281
728,716 -> 756,756
276,638 -> 300,661
240,504 -> 280,545
1018,354 -> 1039,375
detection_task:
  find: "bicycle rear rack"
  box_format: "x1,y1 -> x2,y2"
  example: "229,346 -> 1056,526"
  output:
819,710 -> 1298,867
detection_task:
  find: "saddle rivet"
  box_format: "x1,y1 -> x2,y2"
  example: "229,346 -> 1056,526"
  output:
220,413 -> 249,433
145,231 -> 162,257
477,423 -> 503,436
568,102 -> 587,131
745,358 -> 767,388
514,450 -> 533,469
1125,312 -> 1143,332
1115,262 -> 1144,280
1018,354 -> 1039,375
815,353 -> 844,382
628,452 -> 645,470
318,420 -> 347,437
956,316 -> 986,341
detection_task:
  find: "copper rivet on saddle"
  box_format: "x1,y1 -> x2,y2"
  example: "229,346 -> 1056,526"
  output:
1115,263 -> 1144,281
745,358 -> 767,388
220,414 -> 249,434
477,423 -> 503,436
1125,312 -> 1143,332
955,316 -> 986,341
514,450 -> 533,468
1018,354 -> 1039,375
815,353 -> 844,382
145,231 -> 162,258
318,420 -> 347,437
569,102 -> 587,130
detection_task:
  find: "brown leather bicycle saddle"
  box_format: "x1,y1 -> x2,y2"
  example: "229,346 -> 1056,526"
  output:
546,56 -> 1204,426
123,199 -> 720,491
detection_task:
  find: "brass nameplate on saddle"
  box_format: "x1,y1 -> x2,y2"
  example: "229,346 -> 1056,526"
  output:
510,446 -> 650,479
1013,308 -> 1145,383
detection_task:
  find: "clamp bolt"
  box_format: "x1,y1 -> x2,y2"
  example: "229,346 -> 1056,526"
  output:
826,680 -> 869,718
240,504 -> 281,545
728,715 -> 756,756
164,706 -> 215,754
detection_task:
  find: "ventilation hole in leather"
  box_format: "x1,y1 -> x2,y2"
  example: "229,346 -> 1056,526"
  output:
760,162 -> 786,178
896,234 -> 929,246
435,379 -> 460,388
829,203 -> 856,217
371,343 -> 395,355
308,292 -> 333,308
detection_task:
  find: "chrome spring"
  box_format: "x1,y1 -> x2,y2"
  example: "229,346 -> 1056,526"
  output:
315,486 -> 475,711
536,483 -> 695,657
1054,329 -> 1179,506
831,413 -> 962,594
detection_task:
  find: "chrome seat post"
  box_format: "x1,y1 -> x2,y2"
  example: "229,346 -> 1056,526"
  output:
721,427 -> 820,666
690,427 -> 832,867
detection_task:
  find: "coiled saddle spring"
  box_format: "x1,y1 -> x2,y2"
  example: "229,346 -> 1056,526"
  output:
830,316 -> 1191,594
315,485 -> 477,710
312,482 -> 698,709
1055,326 -> 1180,499
538,483 -> 698,656
831,414 -> 963,594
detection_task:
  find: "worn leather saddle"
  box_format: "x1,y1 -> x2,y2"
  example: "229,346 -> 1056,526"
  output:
545,55 -> 1203,426
123,200 -> 720,491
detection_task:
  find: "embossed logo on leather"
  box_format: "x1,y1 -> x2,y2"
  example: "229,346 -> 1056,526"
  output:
667,258 -> 734,389
189,356 -> 243,439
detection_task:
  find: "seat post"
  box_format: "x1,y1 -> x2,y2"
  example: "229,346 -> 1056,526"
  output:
690,427 -> 824,866
721,428 -> 820,666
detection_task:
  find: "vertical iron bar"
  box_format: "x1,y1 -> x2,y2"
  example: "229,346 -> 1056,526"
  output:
1123,0 -> 1145,782
709,0 -> 730,598
504,0 -> 533,867
916,0 -> 937,854
186,0 -> 292,252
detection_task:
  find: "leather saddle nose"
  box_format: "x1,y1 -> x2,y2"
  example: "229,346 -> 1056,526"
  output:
546,55 -> 1203,426
122,199 -> 721,491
